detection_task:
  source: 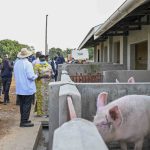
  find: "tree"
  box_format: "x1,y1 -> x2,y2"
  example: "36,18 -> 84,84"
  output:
49,47 -> 72,61
0,39 -> 33,60
49,47 -> 63,59
48,47 -> 93,61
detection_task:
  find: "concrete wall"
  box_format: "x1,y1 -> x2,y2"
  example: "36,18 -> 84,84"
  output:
128,26 -> 150,70
103,70 -> 150,82
48,80 -> 150,149
49,81 -> 61,150
76,83 -> 150,121
60,63 -> 125,77
49,72 -> 81,150
59,83 -> 81,126
53,118 -> 108,150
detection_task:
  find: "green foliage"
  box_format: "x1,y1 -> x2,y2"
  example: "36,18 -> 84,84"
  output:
49,47 -> 61,59
0,39 -> 33,61
88,47 -> 94,60
49,47 -> 93,61
49,47 -> 71,60
63,48 -> 72,58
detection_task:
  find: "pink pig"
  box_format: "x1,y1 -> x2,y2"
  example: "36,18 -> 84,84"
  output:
116,77 -> 135,83
94,92 -> 150,150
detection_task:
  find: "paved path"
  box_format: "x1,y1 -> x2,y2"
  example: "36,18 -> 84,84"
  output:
0,106 -> 48,150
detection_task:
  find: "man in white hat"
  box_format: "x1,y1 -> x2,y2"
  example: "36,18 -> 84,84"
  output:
14,48 -> 38,127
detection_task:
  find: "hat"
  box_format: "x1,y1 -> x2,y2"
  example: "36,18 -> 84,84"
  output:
17,48 -> 32,58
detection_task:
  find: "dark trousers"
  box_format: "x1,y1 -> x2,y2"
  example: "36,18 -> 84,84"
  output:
55,70 -> 58,81
0,77 -> 2,96
16,94 -> 35,105
16,95 -> 20,105
2,77 -> 12,102
18,95 -> 33,123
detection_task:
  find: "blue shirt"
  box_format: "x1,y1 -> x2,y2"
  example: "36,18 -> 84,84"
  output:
14,58 -> 38,95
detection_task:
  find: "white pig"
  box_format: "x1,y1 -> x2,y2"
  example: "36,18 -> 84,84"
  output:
94,92 -> 150,150
115,77 -> 135,83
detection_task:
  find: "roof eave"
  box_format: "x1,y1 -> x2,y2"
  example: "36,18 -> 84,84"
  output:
94,0 -> 149,39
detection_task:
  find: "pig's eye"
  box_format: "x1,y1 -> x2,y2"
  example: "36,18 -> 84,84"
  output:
105,115 -> 113,128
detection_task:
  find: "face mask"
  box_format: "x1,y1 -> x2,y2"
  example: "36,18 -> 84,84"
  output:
40,61 -> 46,64
40,58 -> 45,62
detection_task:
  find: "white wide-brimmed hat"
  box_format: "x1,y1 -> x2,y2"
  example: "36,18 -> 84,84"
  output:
17,48 -> 32,58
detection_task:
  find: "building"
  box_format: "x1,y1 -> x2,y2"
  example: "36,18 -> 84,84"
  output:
78,0 -> 150,70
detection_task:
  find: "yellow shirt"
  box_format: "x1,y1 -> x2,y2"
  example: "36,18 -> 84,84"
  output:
34,61 -> 52,78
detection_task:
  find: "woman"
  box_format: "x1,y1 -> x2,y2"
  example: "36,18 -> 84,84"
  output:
34,55 -> 52,116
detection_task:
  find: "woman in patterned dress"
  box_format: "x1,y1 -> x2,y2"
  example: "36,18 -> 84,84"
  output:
34,55 -> 52,116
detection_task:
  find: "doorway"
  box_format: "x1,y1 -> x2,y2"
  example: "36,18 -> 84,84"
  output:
114,42 -> 120,63
130,41 -> 148,70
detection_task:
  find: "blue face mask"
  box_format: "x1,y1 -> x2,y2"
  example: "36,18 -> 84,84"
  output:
40,61 -> 46,64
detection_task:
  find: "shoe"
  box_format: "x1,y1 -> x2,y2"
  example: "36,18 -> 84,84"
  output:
43,115 -> 49,118
3,102 -> 7,105
25,120 -> 31,123
20,122 -> 34,127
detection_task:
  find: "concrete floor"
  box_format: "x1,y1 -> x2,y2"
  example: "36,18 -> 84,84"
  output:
0,107 -> 48,150
37,128 -> 49,150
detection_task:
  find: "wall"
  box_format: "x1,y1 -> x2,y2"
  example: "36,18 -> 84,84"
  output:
103,70 -> 150,82
59,63 -> 124,77
76,83 -> 150,121
128,25 -> 150,69
48,80 -> 150,149
94,25 -> 150,70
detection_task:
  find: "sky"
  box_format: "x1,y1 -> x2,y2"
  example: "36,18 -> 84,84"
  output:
0,0 -> 126,53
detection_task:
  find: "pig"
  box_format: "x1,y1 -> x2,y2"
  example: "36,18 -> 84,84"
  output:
94,92 -> 150,150
127,77 -> 135,83
115,77 -> 135,83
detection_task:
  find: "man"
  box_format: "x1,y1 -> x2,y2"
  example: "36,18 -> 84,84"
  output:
51,57 -> 57,81
0,58 -> 2,96
14,48 -> 38,127
56,52 -> 65,65
1,54 -> 13,105
55,52 -> 65,81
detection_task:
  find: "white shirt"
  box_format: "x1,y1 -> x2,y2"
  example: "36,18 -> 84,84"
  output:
14,58 -> 38,95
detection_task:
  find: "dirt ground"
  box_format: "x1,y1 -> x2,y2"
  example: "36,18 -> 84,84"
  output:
0,78 -> 19,139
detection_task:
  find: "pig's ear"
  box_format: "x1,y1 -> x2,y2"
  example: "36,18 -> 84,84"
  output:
128,77 -> 135,83
97,92 -> 108,109
109,106 -> 122,126
116,79 -> 119,83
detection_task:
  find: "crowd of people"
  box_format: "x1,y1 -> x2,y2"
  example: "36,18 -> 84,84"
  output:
0,48 -> 65,127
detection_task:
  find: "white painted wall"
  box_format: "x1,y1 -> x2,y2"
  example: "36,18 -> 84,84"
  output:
94,25 -> 150,70
103,41 -> 107,62
112,36 -> 122,63
128,25 -> 150,69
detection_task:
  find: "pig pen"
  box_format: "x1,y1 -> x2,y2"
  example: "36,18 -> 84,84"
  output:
103,70 -> 150,82
48,71 -> 150,150
57,63 -> 125,81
